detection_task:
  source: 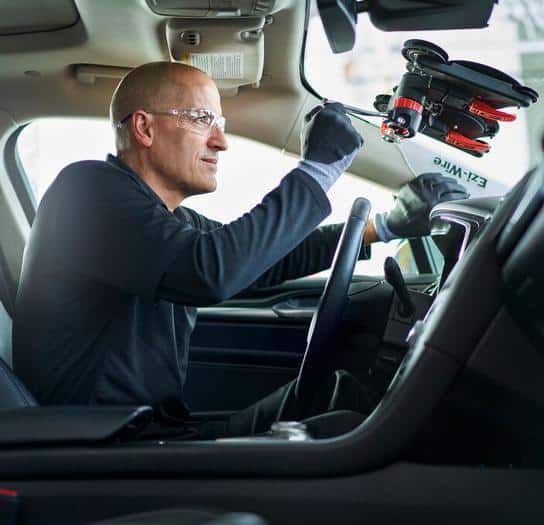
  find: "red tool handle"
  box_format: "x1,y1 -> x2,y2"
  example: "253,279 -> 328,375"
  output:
446,130 -> 490,153
469,99 -> 516,122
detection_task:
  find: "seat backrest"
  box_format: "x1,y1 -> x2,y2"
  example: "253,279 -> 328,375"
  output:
0,300 -> 12,367
0,243 -> 15,368
0,355 -> 37,408
0,300 -> 37,408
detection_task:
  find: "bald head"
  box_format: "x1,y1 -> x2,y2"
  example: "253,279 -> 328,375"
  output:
110,61 -> 214,151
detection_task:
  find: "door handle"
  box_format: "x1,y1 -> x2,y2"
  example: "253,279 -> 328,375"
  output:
272,305 -> 316,320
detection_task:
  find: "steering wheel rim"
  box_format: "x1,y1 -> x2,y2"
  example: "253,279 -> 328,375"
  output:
295,197 -> 371,400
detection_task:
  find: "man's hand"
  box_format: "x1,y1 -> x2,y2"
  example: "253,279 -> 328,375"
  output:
374,172 -> 469,242
298,102 -> 364,192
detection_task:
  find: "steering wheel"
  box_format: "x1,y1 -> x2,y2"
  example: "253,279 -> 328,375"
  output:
295,197 -> 371,400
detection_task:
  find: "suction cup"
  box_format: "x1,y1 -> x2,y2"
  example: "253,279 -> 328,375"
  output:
402,39 -> 449,64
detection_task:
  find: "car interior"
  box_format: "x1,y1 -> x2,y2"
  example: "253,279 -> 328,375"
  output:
1,1 -> 544,524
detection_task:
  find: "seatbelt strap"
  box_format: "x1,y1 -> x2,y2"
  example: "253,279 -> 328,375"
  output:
0,488 -> 19,524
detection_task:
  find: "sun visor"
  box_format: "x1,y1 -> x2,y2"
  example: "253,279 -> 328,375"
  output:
166,18 -> 265,96
0,0 -> 78,35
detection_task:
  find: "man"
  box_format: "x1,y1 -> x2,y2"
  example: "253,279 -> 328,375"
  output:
13,62 -> 467,436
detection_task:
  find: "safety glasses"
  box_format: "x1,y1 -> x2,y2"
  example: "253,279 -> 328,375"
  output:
117,108 -> 226,137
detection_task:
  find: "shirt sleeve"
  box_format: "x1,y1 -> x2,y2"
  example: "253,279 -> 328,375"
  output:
45,162 -> 333,306
248,223 -> 371,289
176,209 -> 371,290
158,169 -> 333,305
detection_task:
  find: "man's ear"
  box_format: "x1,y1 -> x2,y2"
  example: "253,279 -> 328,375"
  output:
131,110 -> 153,148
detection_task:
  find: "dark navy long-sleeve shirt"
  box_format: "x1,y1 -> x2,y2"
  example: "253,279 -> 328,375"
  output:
13,154 -> 369,420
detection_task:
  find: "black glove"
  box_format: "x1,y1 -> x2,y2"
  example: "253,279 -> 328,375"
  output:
375,172 -> 469,241
298,102 -> 364,192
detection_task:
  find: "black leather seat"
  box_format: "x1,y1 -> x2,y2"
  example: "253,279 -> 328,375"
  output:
0,356 -> 37,408
0,300 -> 37,409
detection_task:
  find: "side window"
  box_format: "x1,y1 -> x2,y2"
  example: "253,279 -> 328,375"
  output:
394,240 -> 420,275
16,118 -> 432,278
393,237 -> 445,276
17,119 -> 116,203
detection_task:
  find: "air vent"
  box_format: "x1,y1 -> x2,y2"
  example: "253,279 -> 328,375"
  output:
180,31 -> 201,46
253,0 -> 274,14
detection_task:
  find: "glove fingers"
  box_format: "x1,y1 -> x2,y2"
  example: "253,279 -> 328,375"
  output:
414,172 -> 467,195
304,105 -> 323,123
308,102 -> 358,139
323,101 -> 346,114
416,172 -> 443,185
433,181 -> 469,201
418,172 -> 441,181
440,191 -> 469,201
438,178 -> 468,191
322,104 -> 363,148
321,103 -> 351,128
387,172 -> 469,240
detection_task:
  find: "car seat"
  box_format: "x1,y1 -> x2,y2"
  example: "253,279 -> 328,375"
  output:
0,247 -> 38,409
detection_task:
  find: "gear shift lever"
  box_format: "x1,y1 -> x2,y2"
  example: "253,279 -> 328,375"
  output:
384,256 -> 415,318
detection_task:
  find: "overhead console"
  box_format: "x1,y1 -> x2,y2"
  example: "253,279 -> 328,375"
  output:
146,0 -> 288,18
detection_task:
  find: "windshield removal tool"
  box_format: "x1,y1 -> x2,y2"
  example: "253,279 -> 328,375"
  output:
372,40 -> 539,157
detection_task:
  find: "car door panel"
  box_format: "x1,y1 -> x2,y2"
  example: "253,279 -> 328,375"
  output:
185,276 -> 386,411
184,278 -> 327,411
185,320 -> 309,411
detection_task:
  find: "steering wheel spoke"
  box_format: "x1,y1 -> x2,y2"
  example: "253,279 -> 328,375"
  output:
295,198 -> 371,400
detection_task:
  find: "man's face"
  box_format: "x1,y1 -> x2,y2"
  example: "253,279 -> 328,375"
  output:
148,75 -> 228,199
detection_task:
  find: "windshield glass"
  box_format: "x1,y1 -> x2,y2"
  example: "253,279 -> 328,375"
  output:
304,0 -> 544,195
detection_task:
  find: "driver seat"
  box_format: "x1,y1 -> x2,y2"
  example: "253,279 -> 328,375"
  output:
0,299 -> 38,409
0,355 -> 37,408
0,242 -> 38,409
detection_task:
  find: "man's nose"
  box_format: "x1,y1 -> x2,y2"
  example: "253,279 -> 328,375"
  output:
207,125 -> 228,151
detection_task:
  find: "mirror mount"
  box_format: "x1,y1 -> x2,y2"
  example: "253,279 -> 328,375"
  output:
316,0 -> 497,54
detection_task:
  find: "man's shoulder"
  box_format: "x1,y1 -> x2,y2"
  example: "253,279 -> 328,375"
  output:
47,158 -> 141,202
57,159 -> 125,184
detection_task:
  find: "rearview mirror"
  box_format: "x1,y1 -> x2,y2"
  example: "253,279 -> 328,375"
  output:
315,0 -> 357,54
316,0 -> 498,54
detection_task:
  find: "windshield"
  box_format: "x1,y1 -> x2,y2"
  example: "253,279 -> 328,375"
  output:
303,0 -> 544,195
